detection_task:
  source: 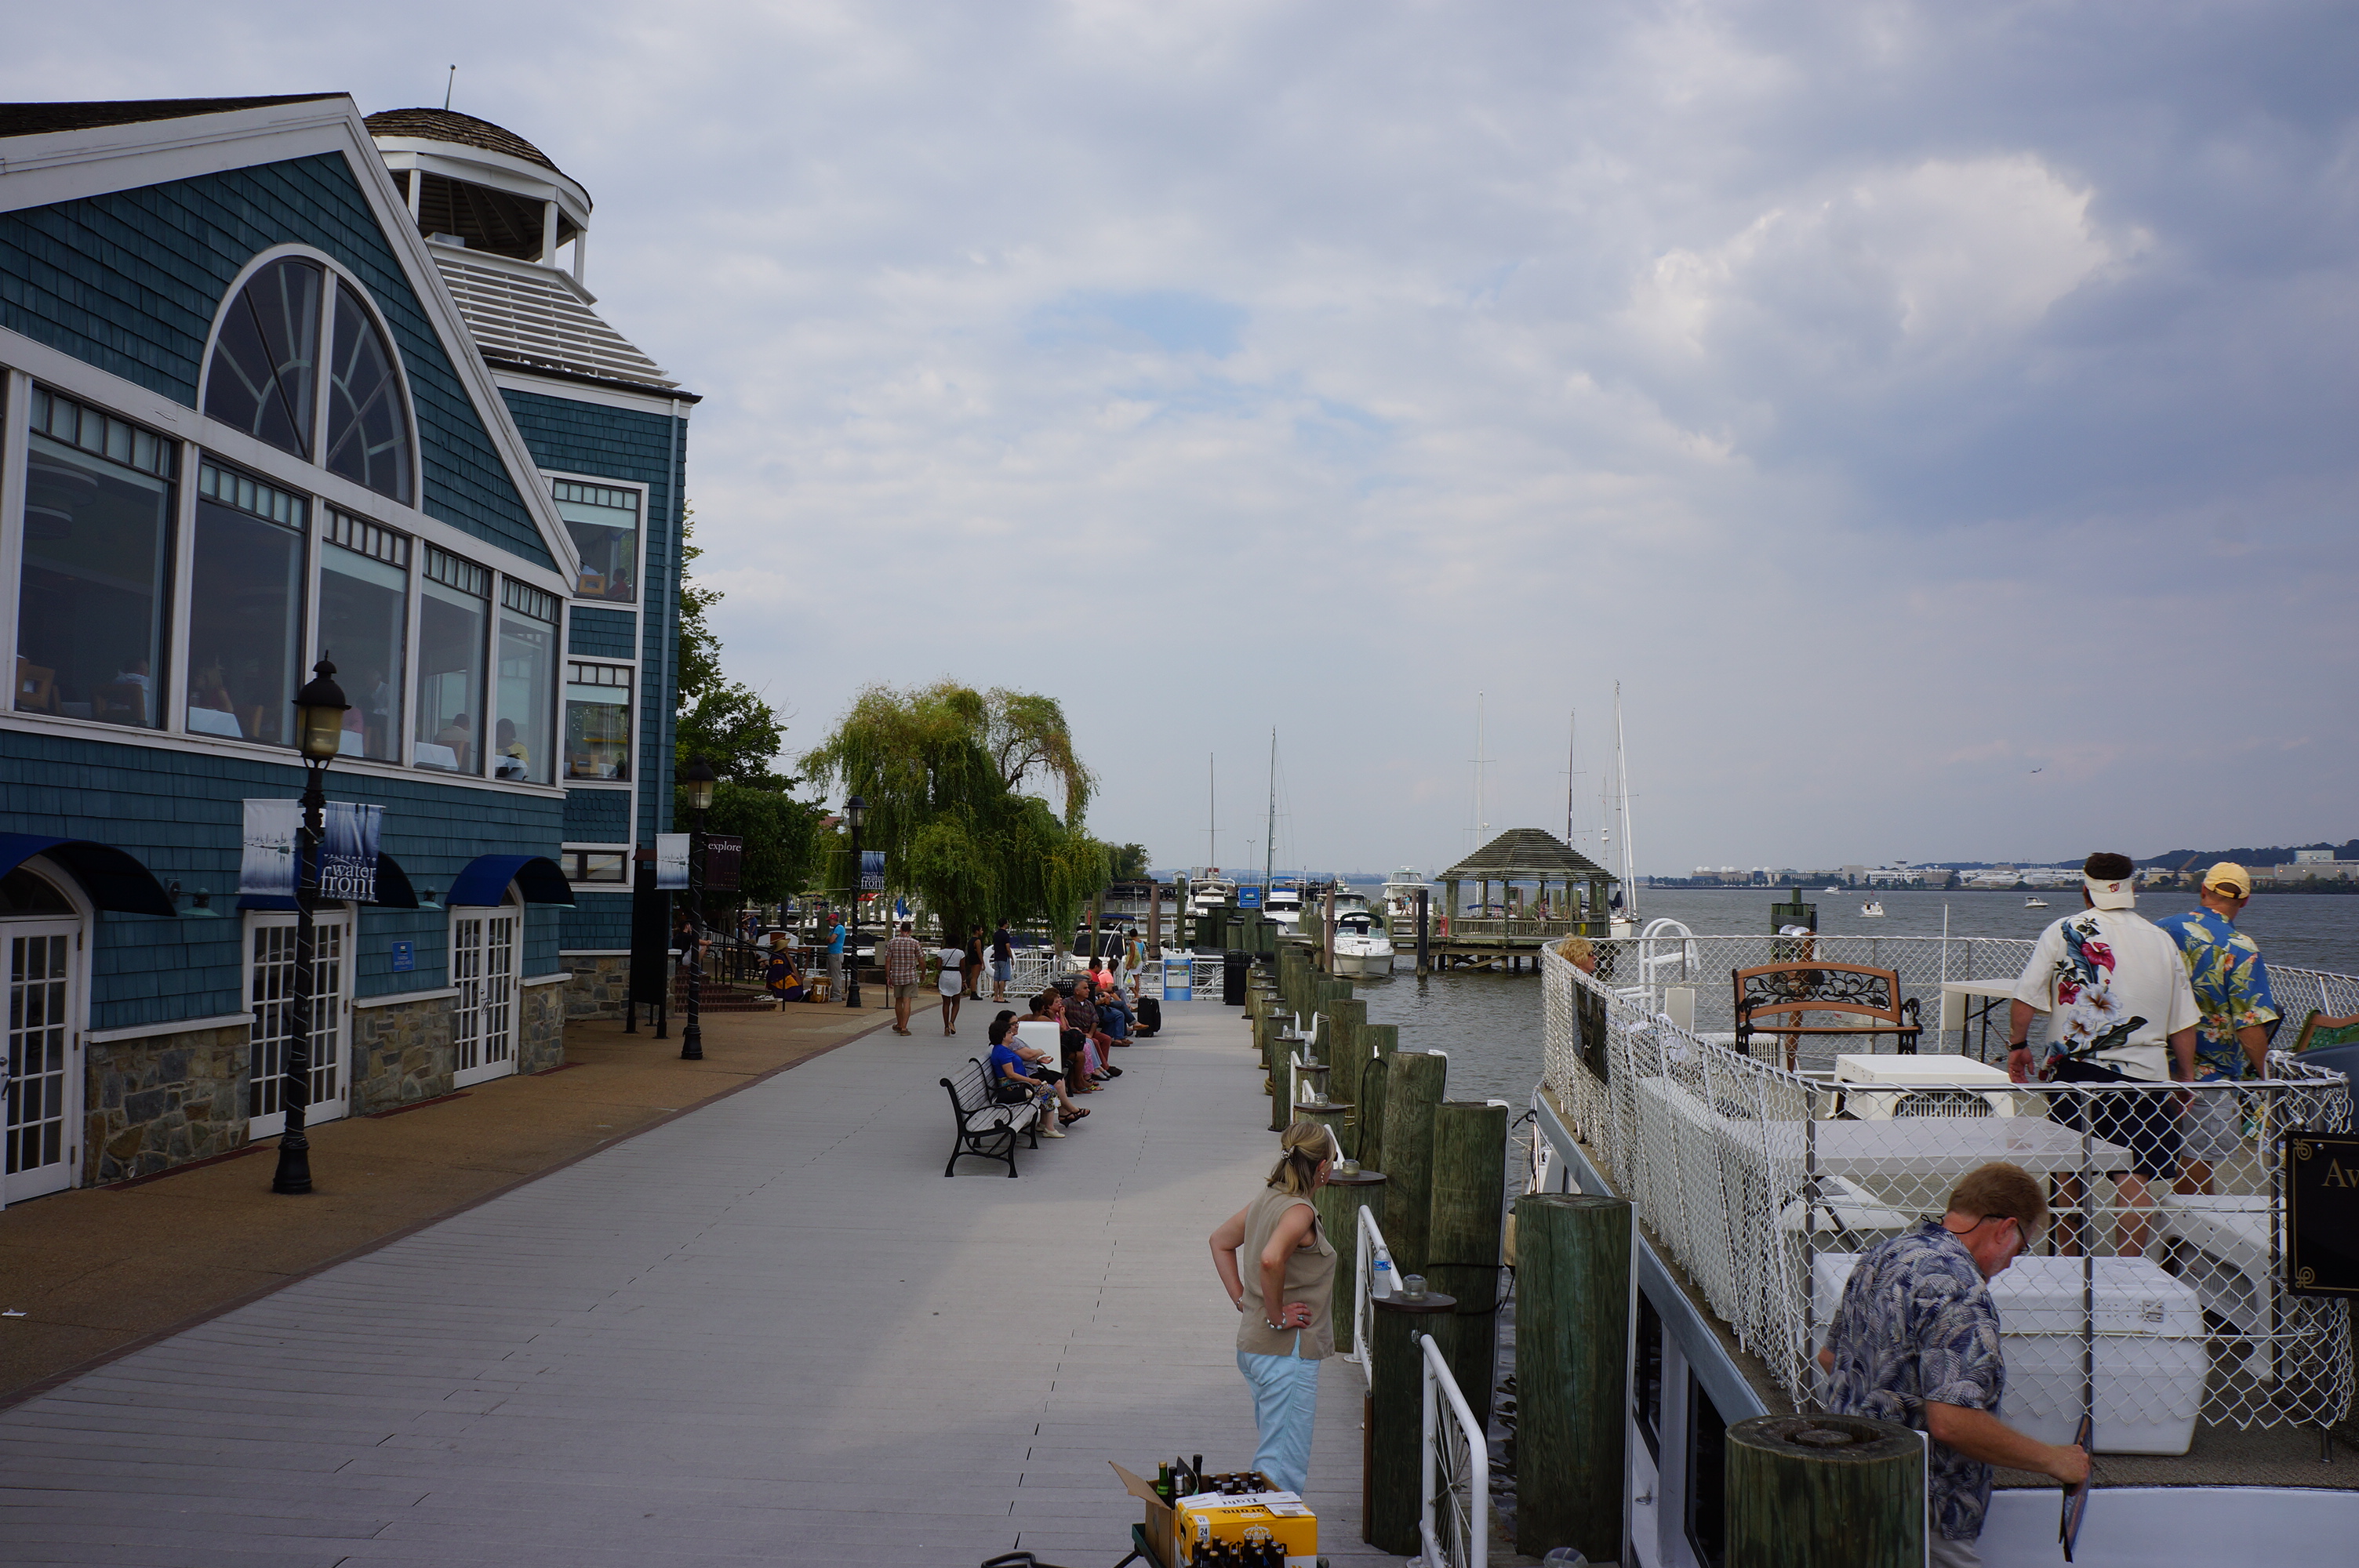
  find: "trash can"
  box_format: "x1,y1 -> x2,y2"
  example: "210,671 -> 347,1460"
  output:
1223,949 -> 1249,1006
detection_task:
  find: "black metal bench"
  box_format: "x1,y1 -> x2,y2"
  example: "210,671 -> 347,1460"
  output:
939,1055 -> 1043,1178
1732,962 -> 1922,1070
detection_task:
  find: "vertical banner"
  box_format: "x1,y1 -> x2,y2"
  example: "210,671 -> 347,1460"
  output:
240,799 -> 380,902
860,849 -> 885,891
704,835 -> 743,891
654,833 -> 690,891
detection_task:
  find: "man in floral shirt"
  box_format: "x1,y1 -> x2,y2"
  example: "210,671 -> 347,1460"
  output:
1819,1163 -> 2089,1567
2154,862 -> 2278,1194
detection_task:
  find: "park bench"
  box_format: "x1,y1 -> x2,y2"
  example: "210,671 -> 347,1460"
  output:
939,1055 -> 1043,1178
1732,962 -> 1922,1071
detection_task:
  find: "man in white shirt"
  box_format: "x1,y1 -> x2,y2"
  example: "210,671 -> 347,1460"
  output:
2006,852 -> 2198,1257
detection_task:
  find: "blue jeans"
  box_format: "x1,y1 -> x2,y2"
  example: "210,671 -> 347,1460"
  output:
1236,1348 -> 1320,1495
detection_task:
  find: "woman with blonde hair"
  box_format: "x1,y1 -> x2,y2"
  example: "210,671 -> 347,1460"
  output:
1206,1121 -> 1338,1495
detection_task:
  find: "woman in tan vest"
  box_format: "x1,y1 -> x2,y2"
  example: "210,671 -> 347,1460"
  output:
1206,1121 -> 1338,1494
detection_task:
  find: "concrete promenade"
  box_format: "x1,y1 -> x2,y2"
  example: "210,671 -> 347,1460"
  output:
0,1000 -> 1401,1566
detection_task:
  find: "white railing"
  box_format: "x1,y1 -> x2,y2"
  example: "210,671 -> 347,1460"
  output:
1539,937 -> 2357,1434
1420,1332 -> 1490,1568
1351,1202 -> 1395,1381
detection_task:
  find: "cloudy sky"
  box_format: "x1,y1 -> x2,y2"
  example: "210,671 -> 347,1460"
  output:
13,2 -> 2357,875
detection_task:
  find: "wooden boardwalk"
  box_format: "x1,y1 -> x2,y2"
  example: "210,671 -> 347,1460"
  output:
0,1003 -> 1404,1566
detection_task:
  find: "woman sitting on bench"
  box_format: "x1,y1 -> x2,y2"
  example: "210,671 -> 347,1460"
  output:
988,1015 -> 1087,1129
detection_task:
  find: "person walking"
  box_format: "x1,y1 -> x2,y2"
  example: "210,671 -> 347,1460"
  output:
2154,862 -> 2280,1194
1818,1163 -> 2089,1568
1207,1122 -> 1338,1497
935,935 -> 966,1036
884,921 -> 924,1035
990,920 -> 1015,1003
2006,851 -> 2199,1256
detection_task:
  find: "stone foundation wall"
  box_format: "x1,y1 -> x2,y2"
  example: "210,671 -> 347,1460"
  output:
351,994 -> 456,1115
519,982 -> 566,1074
562,953 -> 629,1020
86,1024 -> 249,1184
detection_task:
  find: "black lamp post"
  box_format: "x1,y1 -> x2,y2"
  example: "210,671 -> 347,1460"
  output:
844,794 -> 867,1008
274,660 -> 348,1196
679,758 -> 718,1062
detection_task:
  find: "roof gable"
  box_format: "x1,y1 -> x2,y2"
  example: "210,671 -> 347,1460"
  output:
1439,829 -> 1614,882
0,96 -> 340,139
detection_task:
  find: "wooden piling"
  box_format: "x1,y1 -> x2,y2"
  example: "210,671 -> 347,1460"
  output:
1415,887 -> 1430,975
1726,1414 -> 1925,1568
1365,1289 -> 1457,1555
1514,1192 -> 1633,1563
1292,1098 -> 1350,1153
1381,1051 -> 1448,1276
1325,999 -> 1367,1110
1313,1167 -> 1387,1351
1426,1099 -> 1509,1429
1357,1051 -> 1390,1169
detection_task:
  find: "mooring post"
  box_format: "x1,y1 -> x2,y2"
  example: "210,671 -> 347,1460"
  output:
1325,998 -> 1366,1109
1426,1099 -> 1510,1429
1381,1050 -> 1448,1276
1314,1166 -> 1387,1349
1353,1024 -> 1398,1163
1415,887 -> 1431,975
1514,1192 -> 1634,1562
1366,1288 -> 1458,1554
1292,1098 -> 1350,1158
1726,1414 -> 1925,1568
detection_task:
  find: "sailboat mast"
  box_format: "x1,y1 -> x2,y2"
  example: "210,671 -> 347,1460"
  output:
1565,710 -> 1576,846
1615,682 -> 1637,922
1263,729 -> 1278,896
1207,753 -> 1216,871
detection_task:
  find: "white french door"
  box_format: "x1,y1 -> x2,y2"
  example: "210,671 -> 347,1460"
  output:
246,912 -> 351,1137
450,901 -> 518,1087
5,921 -> 84,1202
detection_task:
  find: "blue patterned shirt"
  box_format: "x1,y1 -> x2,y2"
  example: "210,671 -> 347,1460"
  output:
2153,907 -> 2278,1080
1823,1221 -> 2005,1541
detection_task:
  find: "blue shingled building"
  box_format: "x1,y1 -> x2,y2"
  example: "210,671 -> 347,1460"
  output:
0,96 -> 695,1200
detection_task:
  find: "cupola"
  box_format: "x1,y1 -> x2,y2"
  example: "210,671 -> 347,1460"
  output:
365,107 -> 594,284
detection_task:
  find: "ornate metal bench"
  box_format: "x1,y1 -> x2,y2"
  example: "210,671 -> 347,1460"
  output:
1732,962 -> 1922,1070
939,1055 -> 1043,1178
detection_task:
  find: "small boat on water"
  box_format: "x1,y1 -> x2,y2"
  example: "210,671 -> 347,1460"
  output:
1822,885 -> 1841,893
1263,878 -> 1304,932
1187,871 -> 1235,914
1332,909 -> 1395,978
1380,866 -> 1427,922
2024,895 -> 2050,909
1859,900 -> 1886,917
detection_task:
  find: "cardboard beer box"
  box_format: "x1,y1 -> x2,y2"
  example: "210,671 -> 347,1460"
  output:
1172,1486 -> 1317,1567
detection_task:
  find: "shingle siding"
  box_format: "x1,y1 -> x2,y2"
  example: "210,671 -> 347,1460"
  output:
0,154 -> 555,569
562,789 -> 631,843
567,607 -> 636,659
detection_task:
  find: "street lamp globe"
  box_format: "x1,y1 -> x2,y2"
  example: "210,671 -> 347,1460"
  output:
681,757 -> 718,813
293,661 -> 349,761
845,794 -> 867,828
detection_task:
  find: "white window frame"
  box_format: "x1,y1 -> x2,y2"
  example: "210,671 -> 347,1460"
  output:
2,856 -> 93,1203
241,906 -> 354,1138
449,893 -> 521,1087
544,469 -> 649,610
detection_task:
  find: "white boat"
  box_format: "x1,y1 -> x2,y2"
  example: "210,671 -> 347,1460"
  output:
2024,895 -> 2049,909
1822,885 -> 1841,894
1859,900 -> 1886,917
1380,867 -> 1428,924
1187,871 -> 1235,914
1262,879 -> 1303,931
1332,909 -> 1394,977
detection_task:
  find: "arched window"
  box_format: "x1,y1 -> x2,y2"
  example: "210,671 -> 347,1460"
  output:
324,289 -> 413,503
202,254 -> 416,506
204,257 -> 321,459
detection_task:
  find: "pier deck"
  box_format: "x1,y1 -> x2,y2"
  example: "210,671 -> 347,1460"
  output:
0,1004 -> 1400,1566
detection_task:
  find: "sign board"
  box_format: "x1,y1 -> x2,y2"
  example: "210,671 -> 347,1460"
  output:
860,849 -> 885,891
628,855 -> 671,1006
2287,1131 -> 2359,1296
653,833 -> 690,891
240,798 -> 381,903
389,941 -> 415,974
1238,886 -> 1263,909
704,835 -> 743,891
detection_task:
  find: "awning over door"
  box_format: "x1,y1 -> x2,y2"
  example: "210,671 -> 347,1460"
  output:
0,834 -> 177,917
447,854 -> 575,908
235,854 -> 423,913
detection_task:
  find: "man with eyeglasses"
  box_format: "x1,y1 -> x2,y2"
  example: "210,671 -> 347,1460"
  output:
1818,1162 -> 2090,1567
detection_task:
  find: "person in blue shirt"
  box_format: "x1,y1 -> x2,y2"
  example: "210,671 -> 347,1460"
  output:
826,915 -> 845,994
2154,862 -> 2279,1194
987,1015 -> 1085,1131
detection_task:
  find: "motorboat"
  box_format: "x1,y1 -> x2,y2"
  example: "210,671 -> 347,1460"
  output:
1381,867 -> 1428,923
1822,885 -> 1841,894
1263,878 -> 1305,931
2024,895 -> 2050,909
1332,909 -> 1395,978
1859,900 -> 1886,917
1187,872 -> 1236,914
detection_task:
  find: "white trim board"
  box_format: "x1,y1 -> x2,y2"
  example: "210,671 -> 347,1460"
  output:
85,1012 -> 253,1044
353,987 -> 460,1010
520,972 -> 574,986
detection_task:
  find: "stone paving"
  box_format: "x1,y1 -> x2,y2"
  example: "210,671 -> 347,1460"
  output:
0,1000 -> 1411,1566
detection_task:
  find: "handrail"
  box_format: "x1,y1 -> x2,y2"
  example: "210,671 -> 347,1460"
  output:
1350,1202 -> 1394,1383
1419,1332 -> 1490,1568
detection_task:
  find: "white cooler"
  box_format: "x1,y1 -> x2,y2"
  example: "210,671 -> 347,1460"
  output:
1812,1250 -> 2206,1454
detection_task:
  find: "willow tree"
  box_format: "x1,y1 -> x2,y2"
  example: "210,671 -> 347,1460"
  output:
800,683 -> 1106,945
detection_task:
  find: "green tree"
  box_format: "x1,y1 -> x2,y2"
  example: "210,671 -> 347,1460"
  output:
801,682 -> 1105,945
1107,843 -> 1150,881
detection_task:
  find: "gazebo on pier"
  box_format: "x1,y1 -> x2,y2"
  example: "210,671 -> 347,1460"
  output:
1438,829 -> 1618,945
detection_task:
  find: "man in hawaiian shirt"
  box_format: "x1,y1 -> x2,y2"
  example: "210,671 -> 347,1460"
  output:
2154,862 -> 2278,1194
1819,1163 -> 2089,1567
2007,851 -> 2199,1256
883,922 -> 924,1036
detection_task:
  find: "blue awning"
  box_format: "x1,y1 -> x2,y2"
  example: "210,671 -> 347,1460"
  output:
0,834 -> 177,917
235,853 -> 421,913
447,854 -> 575,908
